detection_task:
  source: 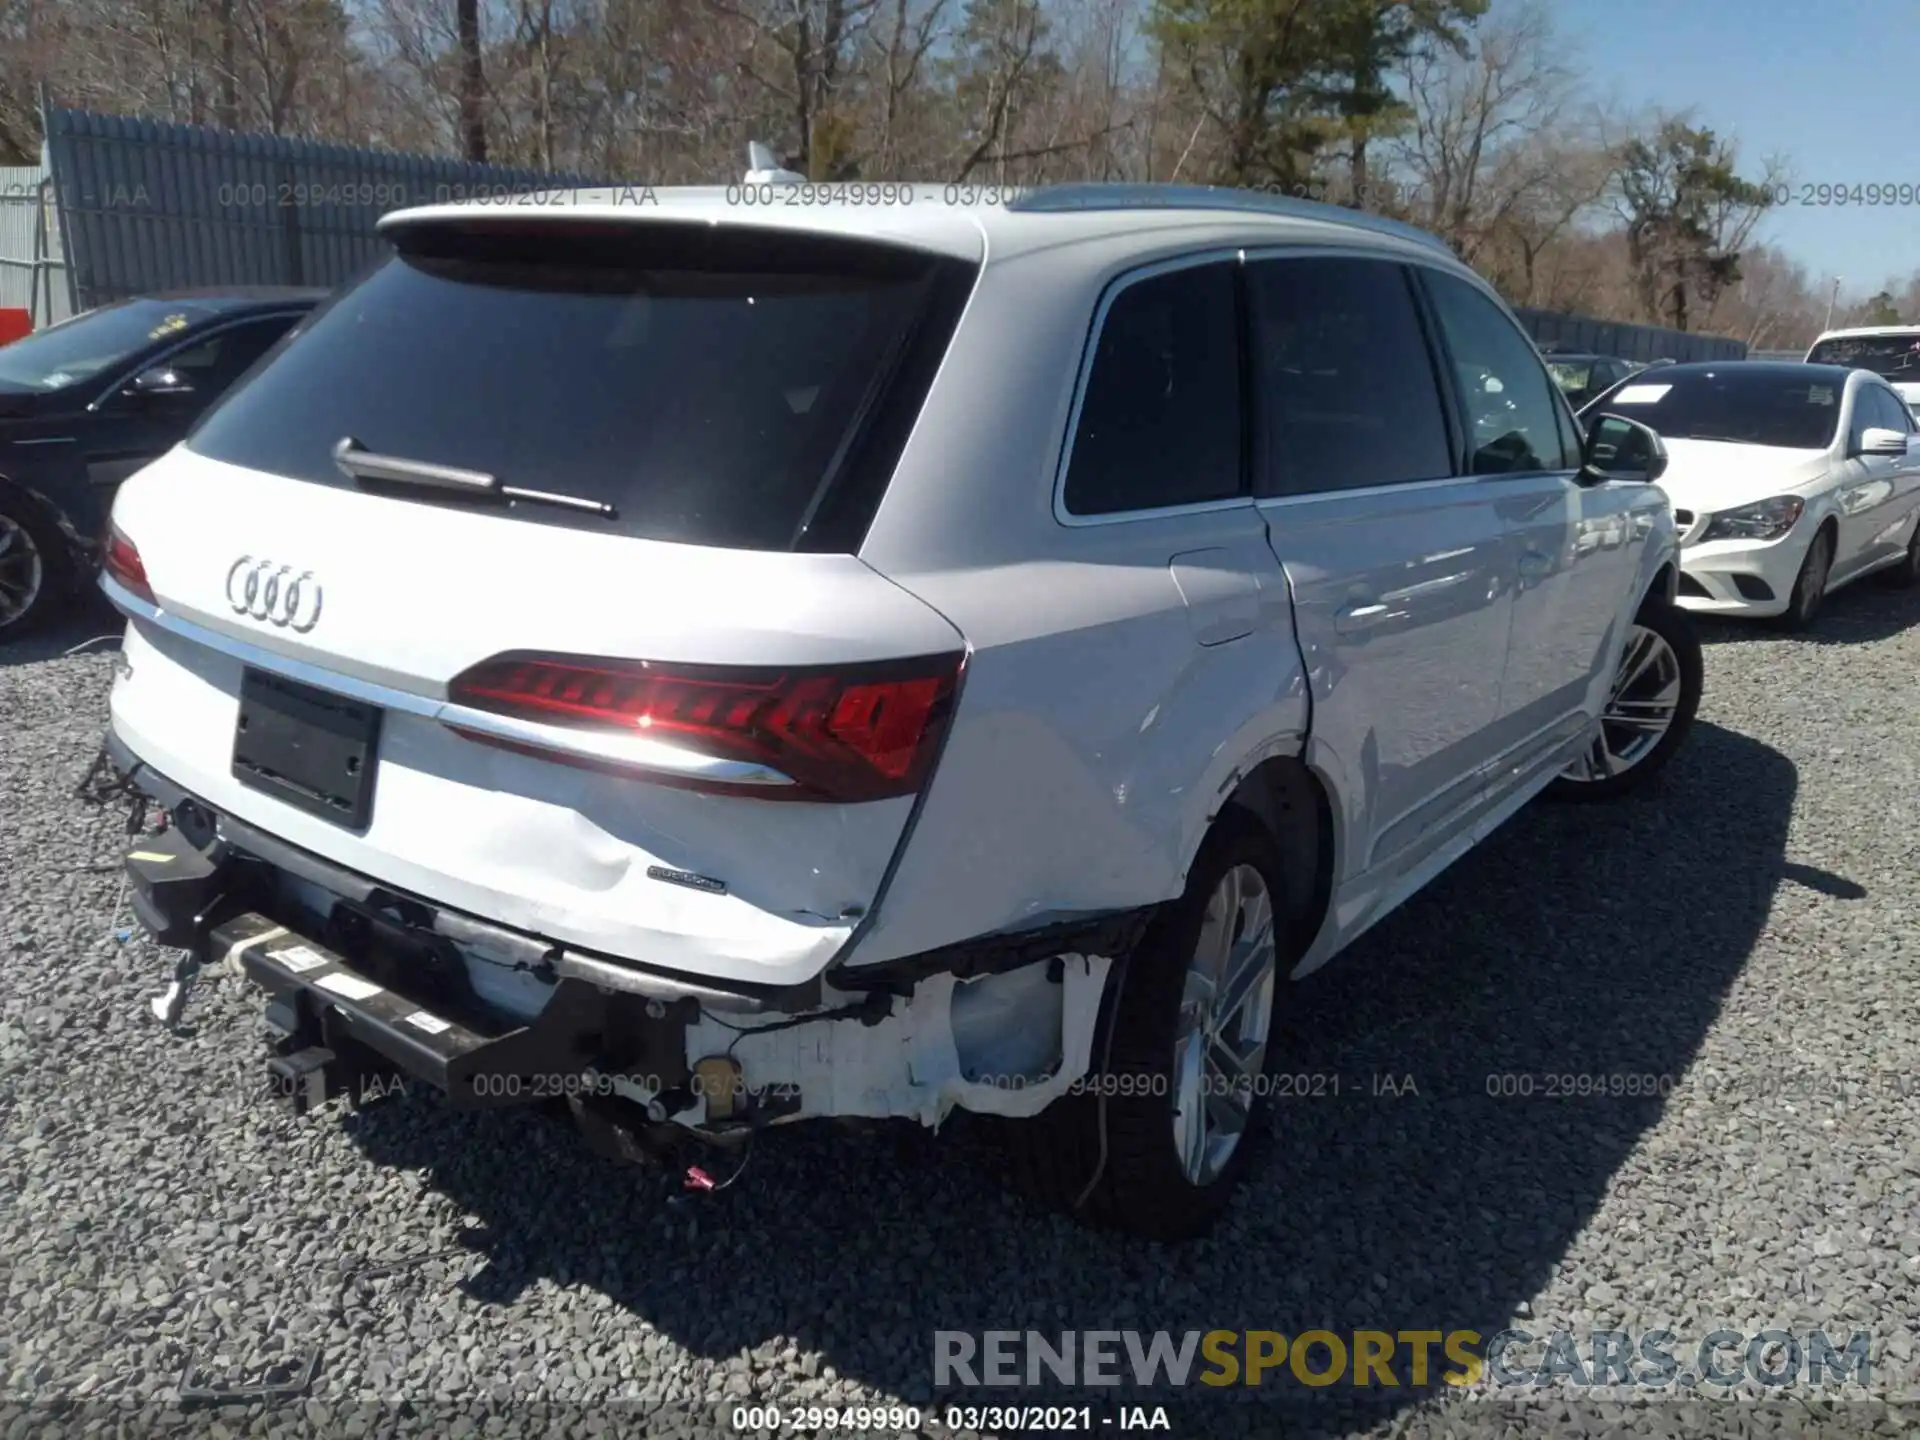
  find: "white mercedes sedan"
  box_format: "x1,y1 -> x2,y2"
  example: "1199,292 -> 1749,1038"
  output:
1581,361 -> 1920,628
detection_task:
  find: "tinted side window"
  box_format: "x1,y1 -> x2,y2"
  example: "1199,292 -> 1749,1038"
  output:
1552,379 -> 1585,460
167,317 -> 298,395
1859,388 -> 1888,435
1847,388 -> 1877,451
1063,262 -> 1242,516
1423,270 -> 1577,474
1246,257 -> 1453,496
1871,387 -> 1913,434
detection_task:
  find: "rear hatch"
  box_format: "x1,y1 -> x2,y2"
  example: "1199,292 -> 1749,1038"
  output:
105,215 -> 978,989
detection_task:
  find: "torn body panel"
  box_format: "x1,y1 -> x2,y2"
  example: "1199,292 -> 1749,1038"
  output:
115,766 -> 1133,1134
674,953 -> 1115,1128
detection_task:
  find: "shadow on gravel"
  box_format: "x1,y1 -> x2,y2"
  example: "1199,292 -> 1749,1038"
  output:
0,594 -> 122,668
1694,575 -> 1920,648
327,715 -> 1820,1432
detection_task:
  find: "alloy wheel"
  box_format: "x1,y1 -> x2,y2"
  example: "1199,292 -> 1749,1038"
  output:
1561,623 -> 1684,783
0,514 -> 45,631
1171,863 -> 1278,1186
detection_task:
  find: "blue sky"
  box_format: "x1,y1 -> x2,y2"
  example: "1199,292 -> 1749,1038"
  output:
1559,0 -> 1917,300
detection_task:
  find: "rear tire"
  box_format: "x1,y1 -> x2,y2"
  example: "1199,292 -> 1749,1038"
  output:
0,499 -> 68,641
999,812 -> 1293,1240
1546,597 -> 1701,803
1774,526 -> 1834,630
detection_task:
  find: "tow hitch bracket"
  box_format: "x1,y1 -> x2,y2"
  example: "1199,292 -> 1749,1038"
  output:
214,912 -> 690,1112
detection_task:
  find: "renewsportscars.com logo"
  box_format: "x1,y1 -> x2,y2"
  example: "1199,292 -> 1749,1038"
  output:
933,1328 -> 1873,1391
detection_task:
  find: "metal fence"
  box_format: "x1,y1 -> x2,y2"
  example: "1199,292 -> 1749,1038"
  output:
0,163 -> 72,328
41,105 -> 601,313
1516,308 -> 1747,364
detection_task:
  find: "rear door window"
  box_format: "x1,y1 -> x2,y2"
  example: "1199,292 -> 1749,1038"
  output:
186,223 -> 973,552
1062,261 -> 1243,516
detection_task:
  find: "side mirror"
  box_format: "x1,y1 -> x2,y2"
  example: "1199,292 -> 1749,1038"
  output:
1580,413 -> 1668,485
1858,426 -> 1911,458
121,366 -> 196,402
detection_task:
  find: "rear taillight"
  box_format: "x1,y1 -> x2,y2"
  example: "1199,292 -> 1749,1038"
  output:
444,652 -> 965,803
102,523 -> 154,604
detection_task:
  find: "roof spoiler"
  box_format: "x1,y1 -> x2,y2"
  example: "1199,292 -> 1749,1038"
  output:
746,142 -> 806,186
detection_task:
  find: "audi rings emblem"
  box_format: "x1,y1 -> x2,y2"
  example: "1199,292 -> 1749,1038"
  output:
225,556 -> 323,632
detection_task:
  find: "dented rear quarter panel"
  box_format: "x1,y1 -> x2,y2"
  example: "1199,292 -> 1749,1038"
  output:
848,234 -> 1314,968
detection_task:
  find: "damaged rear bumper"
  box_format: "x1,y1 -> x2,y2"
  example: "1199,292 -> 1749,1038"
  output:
214,912 -> 690,1114
105,731 -> 1141,1132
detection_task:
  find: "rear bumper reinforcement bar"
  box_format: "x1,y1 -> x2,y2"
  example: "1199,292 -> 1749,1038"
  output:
215,912 -> 688,1112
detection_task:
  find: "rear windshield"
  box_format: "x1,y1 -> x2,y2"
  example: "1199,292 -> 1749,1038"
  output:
1590,369 -> 1841,449
1806,333 -> 1920,383
187,222 -> 973,552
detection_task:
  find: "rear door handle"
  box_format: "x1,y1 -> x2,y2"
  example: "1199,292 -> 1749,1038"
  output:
1518,550 -> 1553,579
1334,601 -> 1392,634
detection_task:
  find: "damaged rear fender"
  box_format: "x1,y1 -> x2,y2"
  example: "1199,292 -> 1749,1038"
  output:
675,952 -> 1115,1128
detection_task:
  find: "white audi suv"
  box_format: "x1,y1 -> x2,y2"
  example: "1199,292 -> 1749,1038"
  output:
95,177 -> 1699,1237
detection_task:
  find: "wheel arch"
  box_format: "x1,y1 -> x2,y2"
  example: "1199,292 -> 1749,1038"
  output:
0,473 -> 91,585
1646,558 -> 1678,608
1212,754 -> 1337,977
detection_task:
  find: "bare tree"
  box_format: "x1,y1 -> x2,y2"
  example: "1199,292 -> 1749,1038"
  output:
216,0 -> 240,126
1713,244 -> 1816,351
868,0 -> 944,174
1386,2 -> 1606,271
707,0 -> 881,176
5,0 -> 1854,354
456,0 -> 486,157
948,0 -> 1056,181
0,0 -> 69,158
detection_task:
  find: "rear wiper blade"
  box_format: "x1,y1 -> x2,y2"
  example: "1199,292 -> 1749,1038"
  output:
332,437 -> 617,518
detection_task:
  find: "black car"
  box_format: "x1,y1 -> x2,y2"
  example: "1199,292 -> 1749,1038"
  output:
1543,351 -> 1643,410
0,288 -> 322,637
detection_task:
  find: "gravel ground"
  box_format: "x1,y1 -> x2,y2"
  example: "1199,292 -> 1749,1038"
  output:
3,585 -> 1919,1439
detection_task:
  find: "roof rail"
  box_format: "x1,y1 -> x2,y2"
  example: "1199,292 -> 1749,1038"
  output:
1006,183 -> 1453,254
